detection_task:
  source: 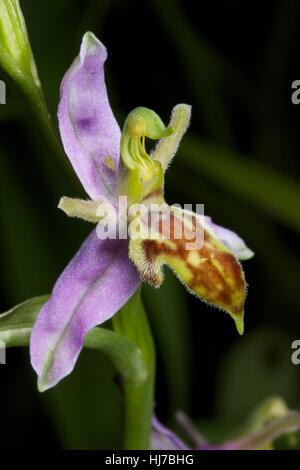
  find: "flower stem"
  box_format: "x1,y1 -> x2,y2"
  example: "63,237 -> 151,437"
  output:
112,289 -> 155,450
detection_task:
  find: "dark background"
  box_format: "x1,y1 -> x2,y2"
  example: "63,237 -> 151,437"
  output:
0,0 -> 300,449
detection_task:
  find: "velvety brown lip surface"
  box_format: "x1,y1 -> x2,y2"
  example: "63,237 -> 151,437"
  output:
141,212 -> 245,316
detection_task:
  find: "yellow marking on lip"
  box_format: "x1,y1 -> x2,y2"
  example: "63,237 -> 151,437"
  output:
187,251 -> 201,267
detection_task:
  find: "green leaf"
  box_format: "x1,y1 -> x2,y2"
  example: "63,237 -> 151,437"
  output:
0,295 -> 48,346
180,136 -> 300,233
0,296 -> 146,386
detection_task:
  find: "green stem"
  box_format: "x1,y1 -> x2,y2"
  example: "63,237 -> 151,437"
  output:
112,289 -> 155,450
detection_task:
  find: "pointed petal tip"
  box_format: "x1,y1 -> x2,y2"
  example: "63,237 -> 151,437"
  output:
82,31 -> 102,47
233,314 -> 244,335
37,377 -> 52,393
239,247 -> 255,261
81,31 -> 106,61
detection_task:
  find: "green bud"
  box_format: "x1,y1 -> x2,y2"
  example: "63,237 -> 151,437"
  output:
119,107 -> 171,204
0,0 -> 39,85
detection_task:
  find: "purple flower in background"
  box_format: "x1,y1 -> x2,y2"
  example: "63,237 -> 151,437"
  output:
30,32 -> 253,392
152,406 -> 300,450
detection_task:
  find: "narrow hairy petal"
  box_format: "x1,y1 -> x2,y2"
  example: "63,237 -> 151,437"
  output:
58,32 -> 121,200
129,208 -> 246,333
58,196 -> 112,223
30,230 -> 140,391
151,417 -> 189,450
151,104 -> 191,170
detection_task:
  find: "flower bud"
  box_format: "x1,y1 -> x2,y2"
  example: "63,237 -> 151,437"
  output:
0,0 -> 39,85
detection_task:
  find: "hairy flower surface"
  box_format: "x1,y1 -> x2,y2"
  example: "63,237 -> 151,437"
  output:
30,32 -> 253,391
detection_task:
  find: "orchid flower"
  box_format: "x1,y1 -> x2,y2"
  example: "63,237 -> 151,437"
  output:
152,399 -> 300,450
30,32 -> 253,392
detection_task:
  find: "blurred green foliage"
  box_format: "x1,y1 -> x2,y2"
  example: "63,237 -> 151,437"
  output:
1,0 -> 300,449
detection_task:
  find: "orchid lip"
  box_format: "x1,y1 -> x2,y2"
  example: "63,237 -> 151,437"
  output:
30,31 -> 254,392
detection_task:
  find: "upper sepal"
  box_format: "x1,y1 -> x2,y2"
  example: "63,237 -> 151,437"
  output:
58,32 -> 121,201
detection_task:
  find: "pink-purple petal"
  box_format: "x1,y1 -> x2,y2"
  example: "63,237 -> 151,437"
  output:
30,230 -> 140,391
204,216 -> 254,260
151,416 -> 189,450
153,411 -> 300,451
58,32 -> 121,201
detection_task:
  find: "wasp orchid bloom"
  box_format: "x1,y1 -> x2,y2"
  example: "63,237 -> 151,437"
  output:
30,32 -> 253,392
